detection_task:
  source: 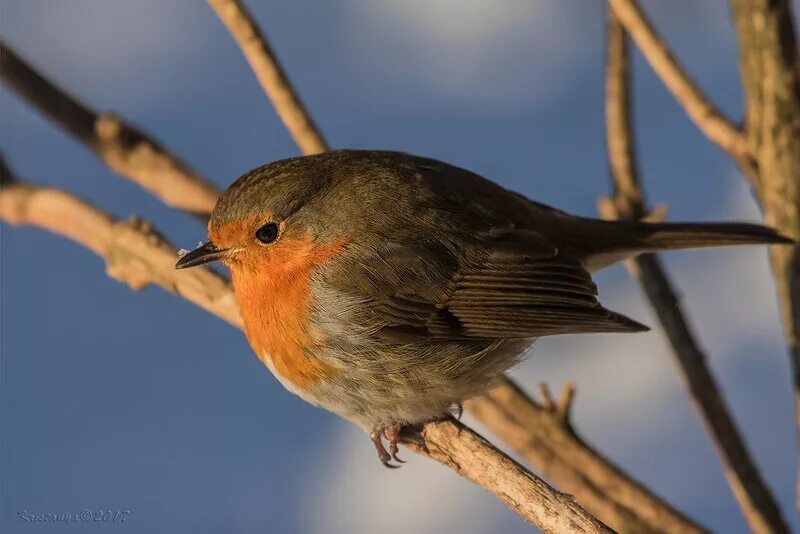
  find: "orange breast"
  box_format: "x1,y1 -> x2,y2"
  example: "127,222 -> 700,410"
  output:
230,233 -> 343,389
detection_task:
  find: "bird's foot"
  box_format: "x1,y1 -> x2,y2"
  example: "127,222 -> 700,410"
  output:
370,424 -> 406,468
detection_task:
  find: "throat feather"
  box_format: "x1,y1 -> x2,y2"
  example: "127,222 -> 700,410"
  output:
231,236 -> 343,388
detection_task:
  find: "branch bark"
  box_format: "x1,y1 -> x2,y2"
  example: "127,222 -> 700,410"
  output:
206,0 -> 328,155
600,10 -> 787,534
607,0 -> 749,160
728,0 -> 800,509
0,42 -> 220,219
0,164 -> 611,533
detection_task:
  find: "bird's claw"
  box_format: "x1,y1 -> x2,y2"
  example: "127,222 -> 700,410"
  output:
371,425 -> 405,468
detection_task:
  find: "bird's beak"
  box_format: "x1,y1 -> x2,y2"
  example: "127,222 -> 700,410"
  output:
175,241 -> 228,270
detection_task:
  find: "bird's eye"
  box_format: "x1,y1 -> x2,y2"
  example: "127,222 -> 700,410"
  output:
255,222 -> 279,244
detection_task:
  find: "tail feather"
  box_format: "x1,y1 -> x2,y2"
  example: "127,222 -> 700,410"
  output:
623,221 -> 794,250
581,220 -> 794,272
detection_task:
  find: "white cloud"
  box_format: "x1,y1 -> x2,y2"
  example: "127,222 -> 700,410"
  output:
341,0 -> 595,111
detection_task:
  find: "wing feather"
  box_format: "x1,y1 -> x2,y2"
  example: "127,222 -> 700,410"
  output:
338,229 -> 648,341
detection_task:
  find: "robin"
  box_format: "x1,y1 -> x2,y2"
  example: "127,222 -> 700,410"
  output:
175,150 -> 792,467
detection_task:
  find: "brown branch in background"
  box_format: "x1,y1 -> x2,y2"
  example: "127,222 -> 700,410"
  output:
206,0 -> 328,155
606,0 -> 749,160
0,162 -> 612,534
600,10 -> 787,533
467,381 -> 706,534
0,42 -> 220,219
728,0 -> 800,508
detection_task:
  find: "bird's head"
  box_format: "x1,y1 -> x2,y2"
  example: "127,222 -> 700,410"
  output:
175,153 -> 354,276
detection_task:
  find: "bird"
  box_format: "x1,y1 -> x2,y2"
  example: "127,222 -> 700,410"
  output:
175,150 -> 793,467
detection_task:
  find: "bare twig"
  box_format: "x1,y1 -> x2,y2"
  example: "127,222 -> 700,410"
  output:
402,418 -> 613,533
538,382 -> 557,412
600,10 -> 787,533
0,42 -> 220,218
467,381 -> 706,534
0,166 -> 612,534
729,0 -> 800,508
206,0 -> 328,155
556,382 -> 576,423
607,0 -> 749,160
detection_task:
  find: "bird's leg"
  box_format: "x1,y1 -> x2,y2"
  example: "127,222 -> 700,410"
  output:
370,427 -> 399,468
453,402 -> 464,420
383,424 -> 405,464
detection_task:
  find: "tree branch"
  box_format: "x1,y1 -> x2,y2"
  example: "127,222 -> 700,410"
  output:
728,0 -> 800,509
0,42 -> 220,219
607,0 -> 749,160
0,165 -> 240,328
467,380 -> 706,533
599,10 -> 787,533
0,163 -> 611,533
206,0 -> 328,155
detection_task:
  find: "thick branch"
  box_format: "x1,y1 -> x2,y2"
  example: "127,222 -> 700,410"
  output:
467,381 -> 705,534
607,0 -> 749,159
729,0 -> 800,508
206,0 -> 328,155
601,10 -> 787,534
0,42 -> 220,218
0,171 -> 612,533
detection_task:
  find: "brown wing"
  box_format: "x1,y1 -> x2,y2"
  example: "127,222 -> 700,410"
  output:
346,230 -> 648,342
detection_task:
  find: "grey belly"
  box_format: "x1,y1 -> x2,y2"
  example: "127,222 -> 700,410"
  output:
308,337 -> 533,430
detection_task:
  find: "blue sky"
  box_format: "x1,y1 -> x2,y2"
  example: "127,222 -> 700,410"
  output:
2,1 -> 798,532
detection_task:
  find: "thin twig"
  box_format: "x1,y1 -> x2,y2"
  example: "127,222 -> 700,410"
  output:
556,382 -> 576,423
729,0 -> 800,509
206,0 -> 328,155
0,167 -> 611,534
607,0 -> 749,160
601,10 -> 787,533
0,42 -> 220,219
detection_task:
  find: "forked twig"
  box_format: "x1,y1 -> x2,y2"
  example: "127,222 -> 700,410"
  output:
607,0 -> 749,160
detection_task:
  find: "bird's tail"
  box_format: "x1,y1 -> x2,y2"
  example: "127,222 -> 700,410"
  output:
615,221 -> 792,249
579,220 -> 794,271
